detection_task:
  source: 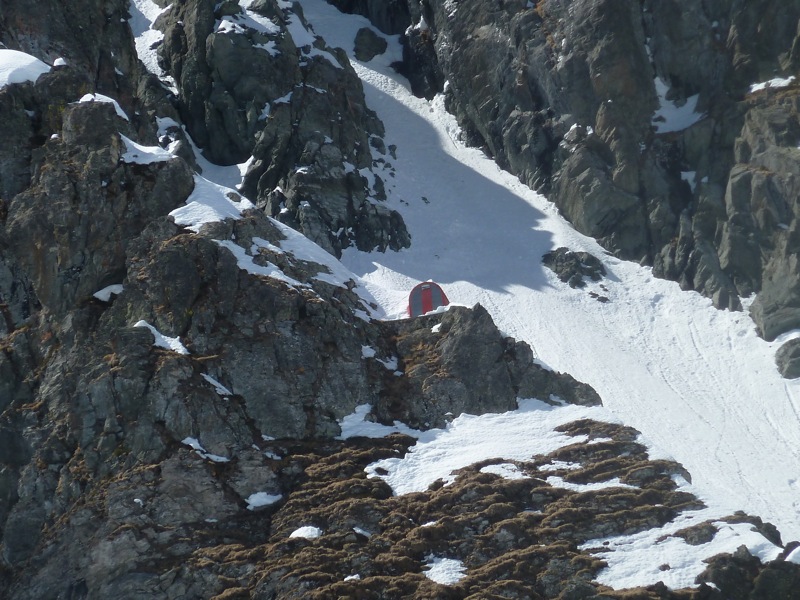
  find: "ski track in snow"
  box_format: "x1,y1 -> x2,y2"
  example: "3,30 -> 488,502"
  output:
297,0 -> 800,542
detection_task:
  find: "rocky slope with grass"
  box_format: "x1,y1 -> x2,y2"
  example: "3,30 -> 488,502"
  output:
1,0 -> 800,598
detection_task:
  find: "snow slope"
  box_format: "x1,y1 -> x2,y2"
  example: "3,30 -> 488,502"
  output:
296,0 -> 800,545
0,49 -> 50,88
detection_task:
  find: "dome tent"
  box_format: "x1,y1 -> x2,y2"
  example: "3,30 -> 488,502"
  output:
407,281 -> 449,317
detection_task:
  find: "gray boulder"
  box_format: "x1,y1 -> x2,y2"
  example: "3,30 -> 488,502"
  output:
543,247 -> 606,289
354,27 -> 387,62
776,339 -> 800,379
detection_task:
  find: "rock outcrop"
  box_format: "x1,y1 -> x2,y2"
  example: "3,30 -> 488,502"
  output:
543,247 -> 606,289
375,304 -> 601,430
155,0 -> 409,257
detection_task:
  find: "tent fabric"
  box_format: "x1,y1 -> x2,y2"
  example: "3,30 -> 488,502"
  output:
407,281 -> 449,317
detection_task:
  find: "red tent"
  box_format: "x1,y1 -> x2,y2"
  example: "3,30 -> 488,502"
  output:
407,281 -> 449,317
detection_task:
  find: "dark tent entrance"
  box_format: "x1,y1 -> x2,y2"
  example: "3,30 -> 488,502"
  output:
407,281 -> 449,317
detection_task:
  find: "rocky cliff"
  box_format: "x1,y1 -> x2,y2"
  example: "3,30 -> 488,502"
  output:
1,0 -> 800,598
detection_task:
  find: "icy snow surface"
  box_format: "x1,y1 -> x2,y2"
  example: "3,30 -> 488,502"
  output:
201,374 -> 232,397
479,463 -> 528,480
222,0 -> 281,37
297,0 -> 800,551
246,492 -> 282,510
181,437 -> 230,463
120,135 -> 173,164
580,504 -> 781,589
652,77 -> 704,133
423,555 -> 466,585
337,404 -> 421,440
217,239 -> 305,288
134,320 -> 189,355
128,0 -> 176,90
77,93 -> 130,120
169,175 -> 254,232
750,76 -> 796,93
93,284 -> 123,302
364,399 -> 603,494
289,525 -> 323,539
0,49 -> 50,88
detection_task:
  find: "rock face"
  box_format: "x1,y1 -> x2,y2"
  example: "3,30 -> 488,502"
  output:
156,0 -> 410,257
1,0 -> 800,598
375,305 -> 601,430
0,0 -> 143,97
0,54 -> 617,594
360,0 -> 800,339
6,101 -> 194,316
